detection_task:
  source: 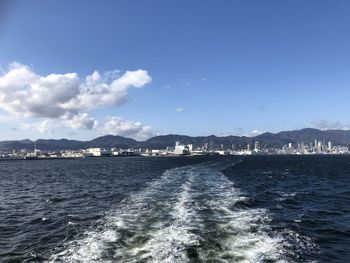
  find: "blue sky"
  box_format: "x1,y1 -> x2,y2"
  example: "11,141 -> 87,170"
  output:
0,0 -> 350,140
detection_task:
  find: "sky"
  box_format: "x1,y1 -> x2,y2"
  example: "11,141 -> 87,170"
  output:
0,0 -> 350,141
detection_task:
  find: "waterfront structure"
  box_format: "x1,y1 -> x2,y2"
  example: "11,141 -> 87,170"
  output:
328,141 -> 332,152
1,138 -> 350,160
174,141 -> 189,155
254,141 -> 259,153
86,148 -> 111,157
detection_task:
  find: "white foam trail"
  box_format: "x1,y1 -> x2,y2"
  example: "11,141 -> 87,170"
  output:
48,160 -> 313,263
47,166 -> 197,262
130,170 -> 202,263
186,165 -> 288,262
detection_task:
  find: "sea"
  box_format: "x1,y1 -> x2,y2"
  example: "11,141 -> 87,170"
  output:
0,155 -> 349,262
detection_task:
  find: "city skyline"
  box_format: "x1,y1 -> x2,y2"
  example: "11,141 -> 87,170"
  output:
2,132 -> 349,160
1,0 -> 350,140
1,127 -> 350,150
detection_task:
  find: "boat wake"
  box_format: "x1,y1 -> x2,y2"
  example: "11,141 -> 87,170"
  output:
48,161 -> 314,263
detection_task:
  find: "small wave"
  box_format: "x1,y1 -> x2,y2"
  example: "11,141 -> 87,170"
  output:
277,191 -> 297,197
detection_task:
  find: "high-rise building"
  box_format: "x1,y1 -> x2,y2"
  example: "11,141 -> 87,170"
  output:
328,141 -> 332,152
204,143 -> 209,151
174,141 -> 188,155
187,144 -> 193,152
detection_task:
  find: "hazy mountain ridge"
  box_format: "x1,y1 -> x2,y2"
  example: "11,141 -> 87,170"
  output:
2,128 -> 350,151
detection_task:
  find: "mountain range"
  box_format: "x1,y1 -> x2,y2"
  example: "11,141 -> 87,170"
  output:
1,128 -> 350,151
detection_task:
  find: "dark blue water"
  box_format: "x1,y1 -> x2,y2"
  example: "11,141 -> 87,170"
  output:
0,156 -> 349,262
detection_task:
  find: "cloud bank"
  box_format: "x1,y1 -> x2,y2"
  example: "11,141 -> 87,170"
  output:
311,119 -> 350,130
0,63 -> 154,139
98,116 -> 154,141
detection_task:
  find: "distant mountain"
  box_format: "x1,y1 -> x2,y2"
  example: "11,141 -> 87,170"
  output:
0,139 -> 34,151
36,139 -> 85,151
255,128 -> 350,147
87,135 -> 138,149
1,128 -> 350,151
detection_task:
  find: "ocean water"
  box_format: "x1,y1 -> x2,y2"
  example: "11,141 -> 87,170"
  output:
0,155 -> 349,262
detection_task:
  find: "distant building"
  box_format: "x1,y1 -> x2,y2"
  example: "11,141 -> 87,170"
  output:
328,141 -> 332,152
254,141 -> 259,152
174,141 -> 189,155
151,149 -> 161,155
86,148 -> 111,157
187,144 -> 193,152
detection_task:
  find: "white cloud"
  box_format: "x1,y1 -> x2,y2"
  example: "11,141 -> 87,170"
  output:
231,128 -> 263,137
20,119 -> 58,134
0,114 -> 20,124
0,63 -> 80,118
250,130 -> 263,137
98,116 -> 153,140
61,113 -> 96,130
175,107 -> 185,113
311,119 -> 350,130
20,114 -> 96,134
0,62 -> 152,132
